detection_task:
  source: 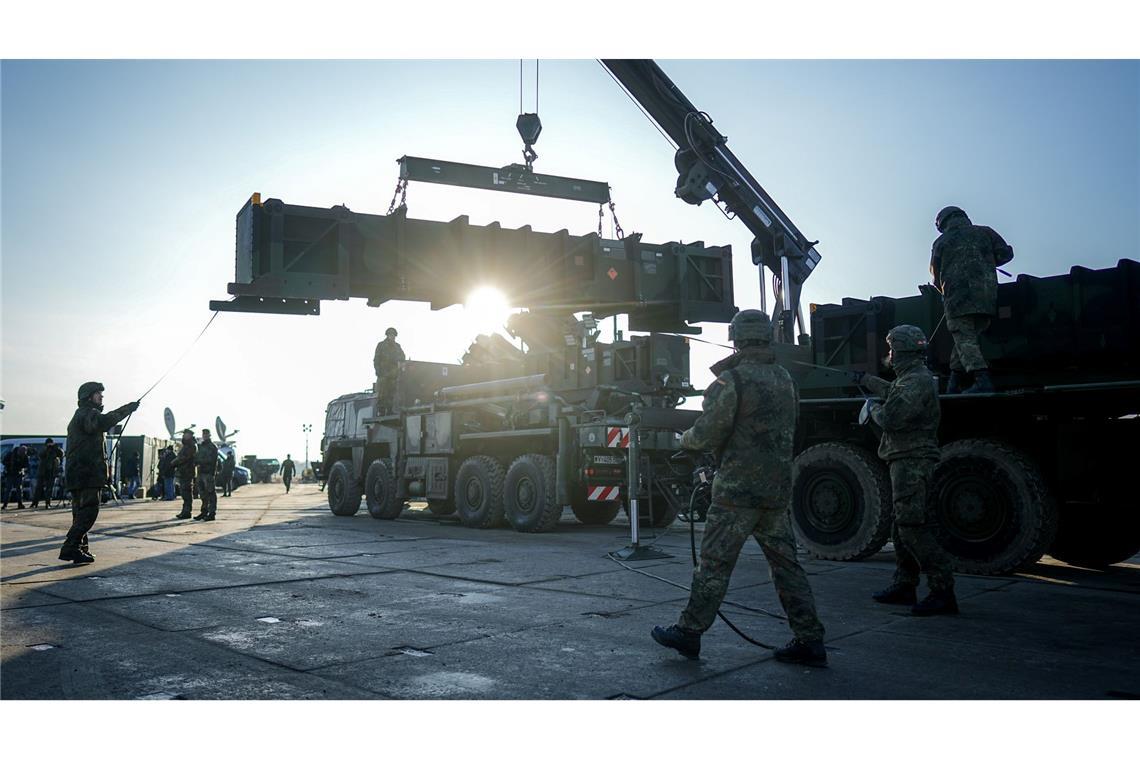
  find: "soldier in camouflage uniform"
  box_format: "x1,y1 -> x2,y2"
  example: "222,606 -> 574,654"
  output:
193,429 -> 219,521
861,325 -> 958,615
652,310 -> 827,664
60,382 -> 139,563
373,327 -> 405,415
172,430 -> 197,519
930,205 -> 1014,394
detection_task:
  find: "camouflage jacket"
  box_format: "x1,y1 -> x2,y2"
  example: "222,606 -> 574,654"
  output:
195,440 -> 219,475
864,356 -> 941,461
930,216 -> 1013,318
64,400 -> 133,490
172,440 -> 197,479
373,338 -> 405,377
680,347 -> 798,509
281,459 -> 296,478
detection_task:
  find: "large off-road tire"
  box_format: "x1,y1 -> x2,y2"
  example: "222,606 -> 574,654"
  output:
504,454 -> 562,533
327,460 -> 362,516
791,442 -> 893,561
571,495 -> 622,526
930,439 -> 1058,575
454,456 -> 506,529
1049,502 -> 1140,569
365,458 -> 404,520
427,499 -> 457,516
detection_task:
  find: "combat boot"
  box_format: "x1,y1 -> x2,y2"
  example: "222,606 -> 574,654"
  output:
192,513 -> 206,521
911,589 -> 959,616
945,370 -> 968,394
872,584 -> 917,605
651,625 -> 701,660
773,639 -> 828,667
202,514 -> 216,522
963,370 -> 994,394
59,548 -> 95,564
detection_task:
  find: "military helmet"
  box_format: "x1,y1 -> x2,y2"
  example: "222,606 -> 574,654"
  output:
385,327 -> 398,337
886,324 -> 929,353
935,205 -> 968,233
728,309 -> 774,344
77,381 -> 105,402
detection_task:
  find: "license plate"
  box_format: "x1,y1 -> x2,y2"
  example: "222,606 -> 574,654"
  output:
592,455 -> 623,465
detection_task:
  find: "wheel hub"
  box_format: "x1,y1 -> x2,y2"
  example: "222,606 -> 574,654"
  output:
515,476 -> 536,514
465,479 -> 484,509
941,470 -> 1008,543
804,473 -> 856,533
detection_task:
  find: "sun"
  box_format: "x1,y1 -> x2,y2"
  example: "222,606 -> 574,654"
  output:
463,286 -> 515,335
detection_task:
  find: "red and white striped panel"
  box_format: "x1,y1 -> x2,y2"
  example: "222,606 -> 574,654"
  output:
587,485 -> 621,501
605,426 -> 630,448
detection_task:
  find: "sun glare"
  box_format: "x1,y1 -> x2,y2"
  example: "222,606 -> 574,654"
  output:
463,286 -> 514,336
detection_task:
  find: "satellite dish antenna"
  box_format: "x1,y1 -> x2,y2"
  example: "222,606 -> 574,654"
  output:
164,408 -> 176,439
216,416 -> 228,443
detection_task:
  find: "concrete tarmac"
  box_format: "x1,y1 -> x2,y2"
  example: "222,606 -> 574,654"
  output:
2,484 -> 1138,699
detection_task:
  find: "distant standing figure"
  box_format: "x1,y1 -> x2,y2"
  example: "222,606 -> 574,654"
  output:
194,430 -> 219,521
373,327 -> 405,415
2,444 -> 31,510
860,325 -> 958,615
220,450 -> 236,497
30,438 -> 63,509
172,431 -> 197,519
280,455 -> 296,494
158,446 -> 177,501
123,452 -> 141,499
60,382 -> 139,564
929,205 -> 1014,394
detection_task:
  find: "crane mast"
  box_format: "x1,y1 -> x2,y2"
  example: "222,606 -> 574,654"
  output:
599,59 -> 821,342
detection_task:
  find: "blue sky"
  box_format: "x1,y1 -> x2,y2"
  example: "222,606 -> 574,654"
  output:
2,59 -> 1137,459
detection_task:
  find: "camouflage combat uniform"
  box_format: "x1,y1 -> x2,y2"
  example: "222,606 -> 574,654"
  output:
195,437 -> 219,518
864,355 -> 955,593
62,391 -> 137,557
172,436 -> 197,518
930,212 -> 1014,373
676,346 -> 826,643
373,336 -> 405,414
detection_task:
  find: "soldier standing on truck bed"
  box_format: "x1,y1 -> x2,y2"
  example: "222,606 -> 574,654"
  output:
194,429 -> 219,521
373,327 -> 405,415
860,325 -> 958,615
651,310 -> 828,665
172,430 -> 197,519
930,205 -> 1014,394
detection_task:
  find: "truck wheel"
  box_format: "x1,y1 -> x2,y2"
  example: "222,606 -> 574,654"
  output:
365,459 -> 404,520
1049,502 -> 1140,568
571,496 -> 621,526
930,439 -> 1058,575
455,456 -> 506,529
792,443 -> 892,561
427,499 -> 457,516
504,455 -> 561,533
327,460 -> 362,516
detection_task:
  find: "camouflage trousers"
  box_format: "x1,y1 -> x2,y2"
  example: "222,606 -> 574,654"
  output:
196,472 -> 217,517
946,314 -> 991,372
375,375 -> 397,414
889,458 -> 954,592
680,503 -> 825,642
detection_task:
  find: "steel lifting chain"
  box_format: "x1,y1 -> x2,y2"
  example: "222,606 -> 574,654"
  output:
386,177 -> 408,215
597,198 -> 626,240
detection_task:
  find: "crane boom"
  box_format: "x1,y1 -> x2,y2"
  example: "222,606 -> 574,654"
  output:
599,59 -> 821,342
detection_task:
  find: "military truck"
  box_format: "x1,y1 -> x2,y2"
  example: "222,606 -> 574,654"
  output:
320,314 -> 701,532
782,258 -> 1140,573
240,455 -> 280,484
